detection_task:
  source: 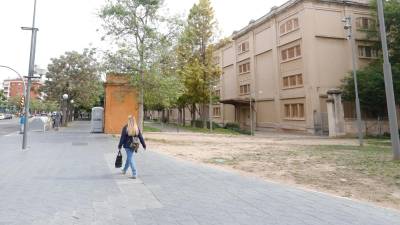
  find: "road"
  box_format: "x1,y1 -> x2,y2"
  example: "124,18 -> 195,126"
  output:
0,117 -> 19,136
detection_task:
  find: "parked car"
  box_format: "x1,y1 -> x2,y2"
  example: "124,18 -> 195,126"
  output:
4,113 -> 12,119
0,113 -> 5,120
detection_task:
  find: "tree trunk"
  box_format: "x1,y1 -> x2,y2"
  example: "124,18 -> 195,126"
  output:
191,103 -> 196,127
202,103 -> 207,128
138,69 -> 144,131
167,109 -> 170,123
183,107 -> 186,126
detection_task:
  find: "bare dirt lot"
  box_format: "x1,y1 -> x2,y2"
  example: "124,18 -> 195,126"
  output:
145,131 -> 400,211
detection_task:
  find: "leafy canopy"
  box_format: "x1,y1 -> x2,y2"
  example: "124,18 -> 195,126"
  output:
342,0 -> 400,117
42,49 -> 103,111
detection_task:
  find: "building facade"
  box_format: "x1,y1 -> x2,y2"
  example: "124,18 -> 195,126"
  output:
210,0 -> 375,133
2,78 -> 43,100
150,0 -> 380,134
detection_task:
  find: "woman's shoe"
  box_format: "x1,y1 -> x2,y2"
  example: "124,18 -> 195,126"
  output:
131,176 -> 137,179
121,170 -> 126,175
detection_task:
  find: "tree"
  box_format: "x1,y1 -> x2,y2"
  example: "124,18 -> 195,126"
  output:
7,95 -> 23,112
42,49 -> 103,113
342,0 -> 400,118
100,0 -> 164,130
176,0 -> 220,128
0,90 -> 6,107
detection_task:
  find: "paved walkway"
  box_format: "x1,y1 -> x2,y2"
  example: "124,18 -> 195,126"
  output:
0,121 -> 399,225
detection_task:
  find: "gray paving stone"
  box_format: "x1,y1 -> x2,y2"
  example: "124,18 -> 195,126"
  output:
1,121 -> 400,225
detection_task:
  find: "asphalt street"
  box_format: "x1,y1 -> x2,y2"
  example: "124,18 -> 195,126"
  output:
0,117 -> 19,136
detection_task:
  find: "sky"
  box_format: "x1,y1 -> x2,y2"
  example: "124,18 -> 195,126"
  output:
0,0 -> 287,85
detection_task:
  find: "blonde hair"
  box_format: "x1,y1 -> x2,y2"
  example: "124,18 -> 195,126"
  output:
127,115 -> 139,136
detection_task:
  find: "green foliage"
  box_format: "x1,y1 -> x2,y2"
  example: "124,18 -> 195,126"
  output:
0,90 -> 6,107
176,0 -> 221,126
30,99 -> 59,113
191,119 -> 221,129
6,95 -> 23,111
42,49 -> 103,111
143,125 -> 161,132
224,122 -> 251,135
100,0 -> 184,125
224,122 -> 240,130
341,0 -> 400,117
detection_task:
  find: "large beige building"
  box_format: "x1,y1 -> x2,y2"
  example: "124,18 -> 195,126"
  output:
150,0 -> 380,134
208,0 -> 378,134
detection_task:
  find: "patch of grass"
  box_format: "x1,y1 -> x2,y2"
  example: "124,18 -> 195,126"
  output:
367,139 -> 392,147
143,125 -> 161,132
308,142 -> 400,187
179,126 -> 243,135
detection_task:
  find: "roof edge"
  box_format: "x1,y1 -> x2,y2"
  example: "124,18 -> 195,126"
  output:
231,0 -> 370,40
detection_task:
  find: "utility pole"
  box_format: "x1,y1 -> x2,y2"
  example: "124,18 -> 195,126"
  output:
209,85 -> 213,132
22,0 -> 39,150
343,16 -> 363,146
250,94 -> 253,136
376,0 -> 400,160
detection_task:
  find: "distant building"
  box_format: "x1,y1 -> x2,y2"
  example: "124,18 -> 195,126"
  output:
2,78 -> 43,99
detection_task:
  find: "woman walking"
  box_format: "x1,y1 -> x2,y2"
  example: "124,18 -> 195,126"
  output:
118,116 -> 146,179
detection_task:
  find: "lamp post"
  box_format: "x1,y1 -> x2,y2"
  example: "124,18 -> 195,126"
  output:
62,94 -> 68,126
376,0 -> 400,160
342,16 -> 363,146
21,0 -> 39,150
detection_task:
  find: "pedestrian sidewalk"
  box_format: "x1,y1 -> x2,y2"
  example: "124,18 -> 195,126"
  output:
0,121 -> 399,225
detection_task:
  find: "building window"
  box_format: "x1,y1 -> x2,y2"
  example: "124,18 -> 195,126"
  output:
239,84 -> 250,95
237,41 -> 249,54
281,45 -> 301,62
283,74 -> 303,88
356,17 -> 376,30
284,103 -> 305,120
280,18 -> 299,35
213,107 -> 221,117
214,89 -> 221,97
238,62 -> 250,74
358,46 -> 378,58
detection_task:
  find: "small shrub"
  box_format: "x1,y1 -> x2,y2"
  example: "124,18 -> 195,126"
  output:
224,122 -> 251,135
224,122 -> 240,130
191,120 -> 221,129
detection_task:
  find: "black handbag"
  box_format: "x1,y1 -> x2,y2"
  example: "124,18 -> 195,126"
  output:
115,150 -> 122,168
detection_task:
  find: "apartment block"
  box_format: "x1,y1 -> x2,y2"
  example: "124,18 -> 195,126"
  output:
2,78 -> 43,100
210,0 -> 375,133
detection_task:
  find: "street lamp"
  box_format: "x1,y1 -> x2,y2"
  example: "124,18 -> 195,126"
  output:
342,16 -> 363,146
376,0 -> 400,160
21,0 -> 39,150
